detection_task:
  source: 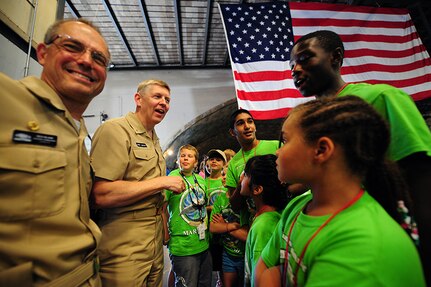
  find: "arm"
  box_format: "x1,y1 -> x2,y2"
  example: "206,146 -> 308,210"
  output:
209,213 -> 240,233
161,201 -> 170,245
229,225 -> 249,242
92,175 -> 184,208
254,258 -> 281,287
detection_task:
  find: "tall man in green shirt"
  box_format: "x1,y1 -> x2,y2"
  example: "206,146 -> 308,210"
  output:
289,29 -> 431,283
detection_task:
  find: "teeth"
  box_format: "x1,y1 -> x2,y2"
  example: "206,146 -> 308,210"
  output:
72,71 -> 92,81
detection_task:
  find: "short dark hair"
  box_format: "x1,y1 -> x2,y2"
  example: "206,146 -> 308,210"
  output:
294,30 -> 344,64
229,108 -> 253,129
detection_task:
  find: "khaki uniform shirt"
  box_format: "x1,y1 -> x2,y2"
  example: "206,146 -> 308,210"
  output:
90,112 -> 166,214
0,74 -> 101,285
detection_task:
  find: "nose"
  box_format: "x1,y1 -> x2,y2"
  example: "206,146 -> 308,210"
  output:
76,50 -> 93,67
291,62 -> 301,77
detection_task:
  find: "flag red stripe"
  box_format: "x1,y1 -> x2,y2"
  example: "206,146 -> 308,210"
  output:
247,108 -> 292,120
234,70 -> 291,82
294,32 -> 420,44
237,89 -> 302,101
341,61 -> 431,74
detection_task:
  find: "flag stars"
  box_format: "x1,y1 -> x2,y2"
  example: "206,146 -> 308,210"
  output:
230,31 -> 235,35
239,50 -> 244,54
265,47 -> 270,51
252,16 -> 256,20
232,12 -> 237,16
247,22 -> 252,27
264,15 -> 269,19
257,40 -> 262,45
263,34 -> 268,38
242,29 -> 247,34
271,54 -> 276,58
228,18 -> 233,22
274,34 -> 279,38
246,56 -> 251,61
259,54 -> 265,59
272,21 -> 276,25
269,40 -> 274,45
245,43 -> 250,47
252,48 -> 257,53
235,24 -> 240,28
281,54 -> 285,59
255,28 -> 260,32
267,27 -> 272,31
260,21 -> 265,26
240,17 -> 244,21
237,37 -> 242,41
232,43 -> 237,48
250,35 -> 255,40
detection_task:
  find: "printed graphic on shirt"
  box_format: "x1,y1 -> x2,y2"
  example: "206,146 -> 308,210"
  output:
179,186 -> 207,227
220,207 -> 242,254
208,189 -> 226,206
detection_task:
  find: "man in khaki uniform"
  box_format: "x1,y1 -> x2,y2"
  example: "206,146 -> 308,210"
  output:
90,80 -> 185,286
0,19 -> 109,286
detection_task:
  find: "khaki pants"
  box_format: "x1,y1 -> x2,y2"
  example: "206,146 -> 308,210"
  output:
98,209 -> 164,287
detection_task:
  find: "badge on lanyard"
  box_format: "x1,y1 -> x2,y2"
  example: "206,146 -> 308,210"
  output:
197,222 -> 207,240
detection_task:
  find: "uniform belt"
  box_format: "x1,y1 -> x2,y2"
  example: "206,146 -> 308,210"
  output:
45,257 -> 99,287
103,207 -> 162,220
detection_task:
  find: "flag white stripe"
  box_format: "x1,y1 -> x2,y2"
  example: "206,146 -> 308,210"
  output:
290,9 -> 409,22
237,96 -> 314,111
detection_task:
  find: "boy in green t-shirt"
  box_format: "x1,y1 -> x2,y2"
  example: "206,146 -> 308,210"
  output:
164,144 -> 212,287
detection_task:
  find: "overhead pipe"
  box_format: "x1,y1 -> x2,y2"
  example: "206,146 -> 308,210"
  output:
24,0 -> 39,77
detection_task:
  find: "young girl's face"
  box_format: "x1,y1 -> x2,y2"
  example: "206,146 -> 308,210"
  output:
240,173 -> 251,196
208,157 -> 224,173
276,112 -> 315,185
179,148 -> 197,173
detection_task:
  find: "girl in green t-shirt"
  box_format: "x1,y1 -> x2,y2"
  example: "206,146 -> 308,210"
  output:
240,154 -> 288,287
256,96 -> 425,287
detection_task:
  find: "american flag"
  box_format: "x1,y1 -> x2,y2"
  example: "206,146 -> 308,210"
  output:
219,2 -> 431,120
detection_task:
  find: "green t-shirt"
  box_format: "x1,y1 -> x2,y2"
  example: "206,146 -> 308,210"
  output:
225,140 -> 279,188
210,192 -> 247,257
260,191 -> 425,287
245,211 -> 281,287
339,83 -> 431,161
205,177 -> 227,207
165,169 -> 209,256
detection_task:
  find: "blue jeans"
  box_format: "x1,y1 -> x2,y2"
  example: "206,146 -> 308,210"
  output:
170,250 -> 213,287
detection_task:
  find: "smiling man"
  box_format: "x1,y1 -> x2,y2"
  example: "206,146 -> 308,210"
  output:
90,79 -> 184,286
0,19 -> 109,286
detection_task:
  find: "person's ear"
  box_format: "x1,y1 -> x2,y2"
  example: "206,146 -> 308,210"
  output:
134,93 -> 142,106
314,136 -> 334,162
331,47 -> 343,69
36,43 -> 48,66
229,128 -> 236,137
253,185 -> 263,196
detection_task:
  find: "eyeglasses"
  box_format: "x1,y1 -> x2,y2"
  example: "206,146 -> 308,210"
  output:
46,34 -> 110,68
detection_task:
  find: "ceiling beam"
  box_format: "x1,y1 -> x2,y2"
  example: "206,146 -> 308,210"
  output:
138,0 -> 160,66
65,0 -> 81,18
202,0 -> 213,65
174,0 -> 183,66
101,0 -> 138,66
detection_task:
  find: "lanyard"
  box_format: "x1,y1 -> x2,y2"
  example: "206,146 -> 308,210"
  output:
283,190 -> 364,287
180,172 -> 206,221
241,142 -> 258,165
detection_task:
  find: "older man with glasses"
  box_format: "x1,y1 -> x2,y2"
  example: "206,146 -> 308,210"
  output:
0,19 -> 109,286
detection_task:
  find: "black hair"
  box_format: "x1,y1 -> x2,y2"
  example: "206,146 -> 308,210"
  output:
294,30 -> 345,66
290,95 -> 412,225
243,154 -> 288,211
229,108 -> 253,129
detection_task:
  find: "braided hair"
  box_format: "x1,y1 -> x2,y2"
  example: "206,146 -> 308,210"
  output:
244,154 -> 288,211
290,96 -> 412,225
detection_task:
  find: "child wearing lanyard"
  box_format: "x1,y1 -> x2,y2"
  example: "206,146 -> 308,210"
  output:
164,144 -> 212,287
255,96 -> 425,287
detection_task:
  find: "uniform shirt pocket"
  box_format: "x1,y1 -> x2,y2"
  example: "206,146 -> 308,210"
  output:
0,146 -> 66,220
129,148 -> 158,180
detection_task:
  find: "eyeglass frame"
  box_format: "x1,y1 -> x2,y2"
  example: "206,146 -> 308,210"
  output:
45,34 -> 111,68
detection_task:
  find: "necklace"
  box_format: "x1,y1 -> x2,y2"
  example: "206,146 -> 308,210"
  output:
241,141 -> 258,165
335,82 -> 349,97
283,189 -> 364,287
